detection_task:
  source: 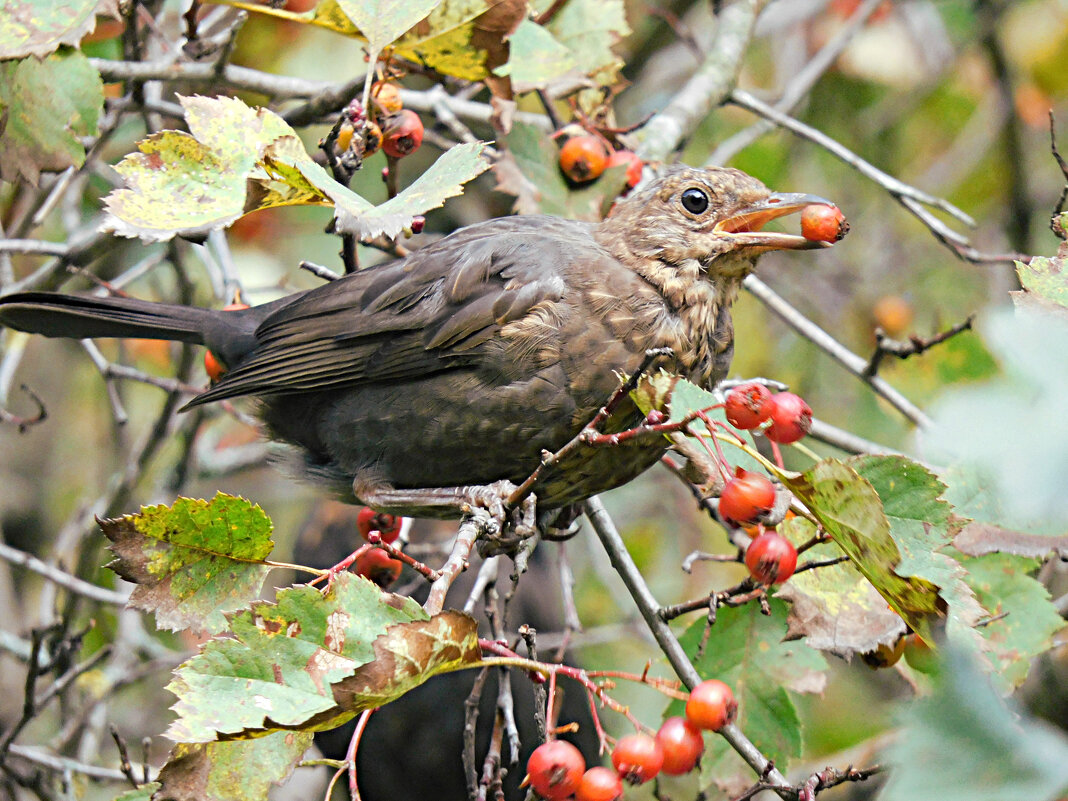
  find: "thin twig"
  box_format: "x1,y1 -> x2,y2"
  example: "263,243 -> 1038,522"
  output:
864,315 -> 975,377
0,543 -> 128,606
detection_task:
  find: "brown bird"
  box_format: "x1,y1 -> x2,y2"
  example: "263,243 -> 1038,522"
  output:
0,166 -> 836,518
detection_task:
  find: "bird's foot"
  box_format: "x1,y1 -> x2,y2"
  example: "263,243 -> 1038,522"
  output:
468,481 -> 538,558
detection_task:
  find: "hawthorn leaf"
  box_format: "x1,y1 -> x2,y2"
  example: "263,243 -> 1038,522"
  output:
0,0 -> 120,59
100,493 -> 275,635
0,49 -> 103,185
166,573 -> 423,742
154,732 -> 312,801
532,0 -> 629,86
849,455 -> 985,631
781,459 -> 942,643
674,599 -> 827,795
334,0 -> 443,56
879,647 -> 1068,801
959,553 -> 1067,690
496,122 -> 628,220
662,378 -> 766,475
1014,246 -> 1068,310
103,95 -> 296,241
775,516 -> 906,658
494,18 -> 576,90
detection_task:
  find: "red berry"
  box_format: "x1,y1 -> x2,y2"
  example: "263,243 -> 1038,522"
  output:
724,383 -> 773,429
353,548 -> 402,588
764,392 -> 812,444
718,468 -> 776,525
800,204 -> 849,242
606,149 -> 643,188
685,680 -> 737,732
744,531 -> 798,585
527,740 -> 585,800
611,733 -> 663,785
381,109 -> 423,158
655,716 -> 704,776
575,766 -> 623,801
356,507 -> 402,544
559,135 -> 609,184
410,215 -> 425,235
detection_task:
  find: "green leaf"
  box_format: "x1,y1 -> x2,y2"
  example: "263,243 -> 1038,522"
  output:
155,732 -> 312,801
100,493 -> 275,635
334,0 -> 443,55
880,647 -> 1068,801
960,553 -> 1067,690
849,455 -> 985,632
0,0 -> 119,59
0,49 -> 103,185
1015,249 -> 1068,310
781,459 -> 942,642
111,784 -> 158,801
496,122 -> 628,220
166,573 -> 424,742
675,599 -> 827,794
532,0 -> 629,86
103,95 -> 296,241
775,516 -> 906,658
494,18 -> 575,89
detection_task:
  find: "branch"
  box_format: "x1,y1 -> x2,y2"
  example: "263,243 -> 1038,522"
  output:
0,542 -> 128,606
636,0 -> 769,161
743,274 -> 933,428
864,314 -> 975,377
582,496 -> 792,795
424,509 -> 490,615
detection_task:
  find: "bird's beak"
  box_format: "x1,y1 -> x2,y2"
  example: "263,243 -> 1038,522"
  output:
713,192 -> 842,251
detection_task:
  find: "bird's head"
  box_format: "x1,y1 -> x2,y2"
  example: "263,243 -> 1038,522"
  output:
597,165 -> 839,279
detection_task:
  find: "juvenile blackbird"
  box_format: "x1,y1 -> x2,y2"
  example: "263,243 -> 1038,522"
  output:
0,166 -> 836,516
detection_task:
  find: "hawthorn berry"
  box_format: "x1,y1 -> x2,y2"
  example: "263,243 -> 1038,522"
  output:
410,215 -> 425,235
903,633 -> 938,674
764,392 -> 812,444
744,531 -> 798,585
862,637 -> 906,669
718,468 -> 776,525
800,204 -> 849,243
364,120 -> 383,156
606,149 -> 643,188
559,135 -> 609,184
336,121 -> 355,152
353,548 -> 402,588
381,109 -> 424,158
611,733 -> 663,785
724,382 -> 773,429
575,766 -> 623,801
526,740 -> 585,800
685,679 -> 737,732
356,507 -> 402,544
370,81 -> 403,114
655,716 -> 704,776
872,294 -> 914,337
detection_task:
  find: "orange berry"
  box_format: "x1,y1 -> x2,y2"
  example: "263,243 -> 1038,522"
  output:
559,135 -> 609,184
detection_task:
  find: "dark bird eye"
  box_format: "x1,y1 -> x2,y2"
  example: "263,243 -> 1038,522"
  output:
681,187 -> 709,214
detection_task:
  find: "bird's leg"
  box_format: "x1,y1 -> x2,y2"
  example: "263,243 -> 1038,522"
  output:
354,478 -> 538,554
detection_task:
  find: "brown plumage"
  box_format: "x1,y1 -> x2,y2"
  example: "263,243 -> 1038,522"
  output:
0,165 -> 834,516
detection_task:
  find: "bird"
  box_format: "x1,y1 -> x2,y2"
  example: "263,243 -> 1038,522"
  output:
0,165 -> 836,519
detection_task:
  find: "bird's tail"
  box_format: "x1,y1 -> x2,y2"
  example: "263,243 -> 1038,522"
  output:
0,292 -> 213,344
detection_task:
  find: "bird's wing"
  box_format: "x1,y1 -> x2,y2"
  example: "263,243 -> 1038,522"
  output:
184,217 -> 597,407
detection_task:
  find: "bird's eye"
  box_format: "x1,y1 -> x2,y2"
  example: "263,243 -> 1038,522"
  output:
681,187 -> 709,215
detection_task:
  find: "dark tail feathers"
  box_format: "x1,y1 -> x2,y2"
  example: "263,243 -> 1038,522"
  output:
0,292 -> 212,344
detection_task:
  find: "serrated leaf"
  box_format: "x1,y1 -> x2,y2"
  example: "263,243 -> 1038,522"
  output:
776,516 -> 906,658
662,379 -> 767,475
103,95 -> 296,241
209,0 -> 525,82
849,455 -> 985,631
0,0 -> 120,59
782,459 -> 942,642
532,0 -> 628,86
1015,247 -> 1068,310
496,122 -> 627,220
166,573 -> 423,742
880,647 -> 1068,801
494,18 -> 576,90
155,732 -> 311,801
100,493 -> 275,635
0,49 -> 103,185
335,0 -> 442,55
960,553 -> 1067,690
672,600 -> 827,794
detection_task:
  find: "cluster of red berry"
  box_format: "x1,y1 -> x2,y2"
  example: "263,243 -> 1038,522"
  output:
525,679 -> 736,800
556,132 -> 643,189
336,81 -> 424,162
352,507 -> 404,587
